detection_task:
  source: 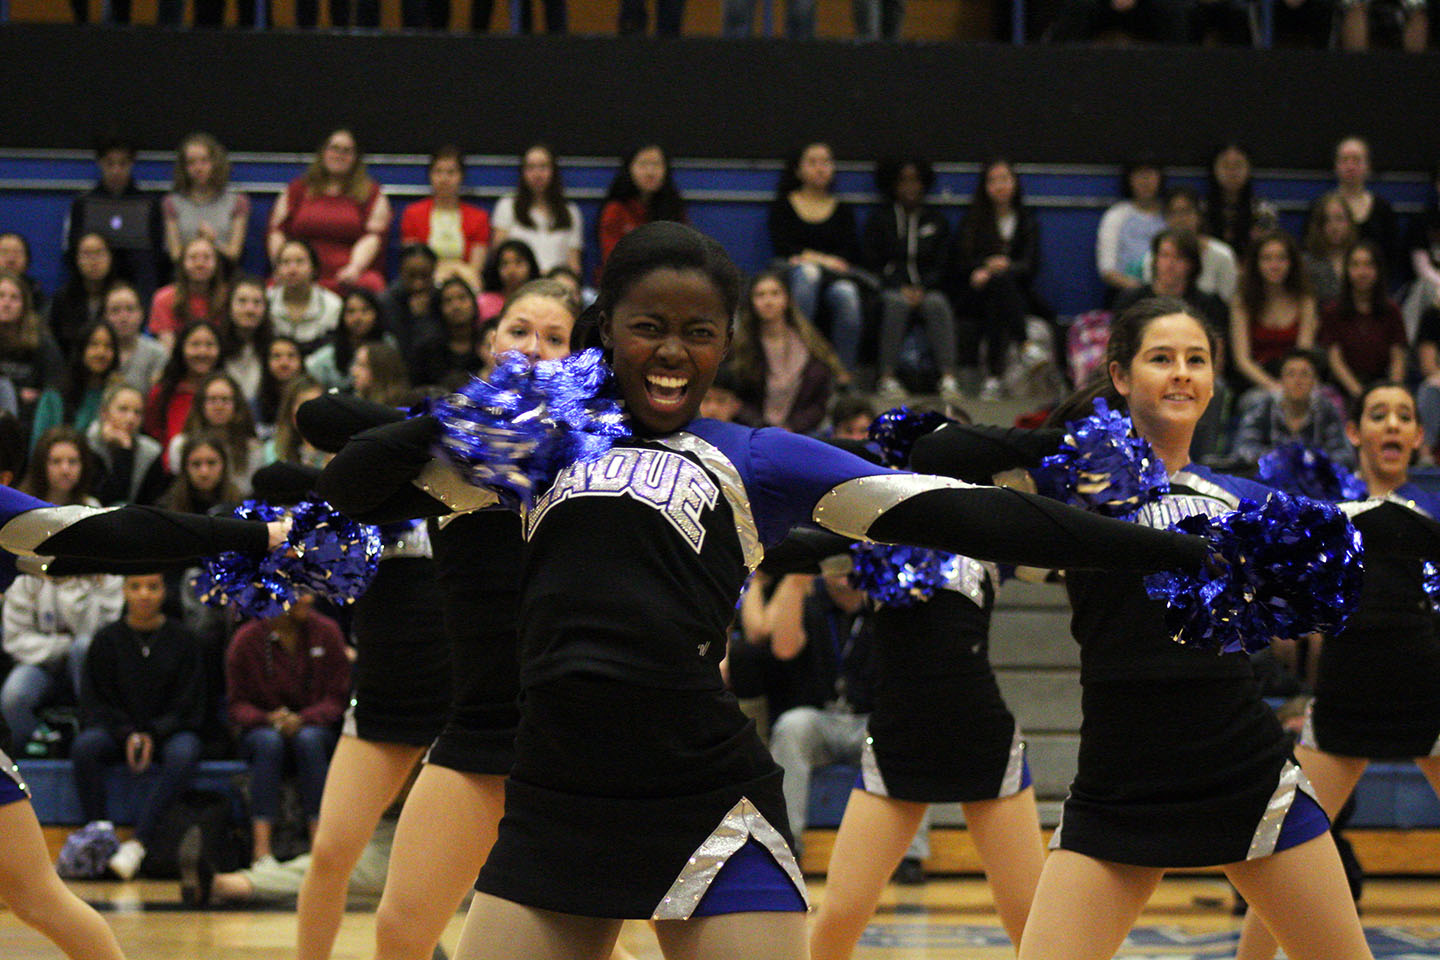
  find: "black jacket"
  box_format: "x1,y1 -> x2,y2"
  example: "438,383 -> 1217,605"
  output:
861,203 -> 951,290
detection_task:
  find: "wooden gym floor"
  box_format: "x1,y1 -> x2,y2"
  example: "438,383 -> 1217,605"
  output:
2,874 -> 1439,959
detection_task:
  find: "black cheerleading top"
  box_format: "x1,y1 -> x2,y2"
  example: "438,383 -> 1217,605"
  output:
1330,483 -> 1440,647
321,416 -> 1217,696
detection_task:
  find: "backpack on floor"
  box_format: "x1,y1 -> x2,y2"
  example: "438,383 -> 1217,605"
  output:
57,820 -> 119,879
140,788 -> 249,879
1065,310 -> 1113,387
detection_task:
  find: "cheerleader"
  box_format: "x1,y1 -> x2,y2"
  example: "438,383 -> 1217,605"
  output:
0,485 -> 285,960
909,297 -> 1372,960
1235,381 -> 1440,960
297,278 -> 581,960
809,553 -> 1045,959
319,224 -> 1239,960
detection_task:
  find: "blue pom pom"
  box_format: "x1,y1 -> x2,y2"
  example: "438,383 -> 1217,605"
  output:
1143,491 -> 1363,655
193,496 -> 383,619
1424,561 -> 1440,612
1034,398 -> 1169,517
433,348 -> 630,509
849,542 -> 964,608
869,407 -> 952,468
1257,443 -> 1367,502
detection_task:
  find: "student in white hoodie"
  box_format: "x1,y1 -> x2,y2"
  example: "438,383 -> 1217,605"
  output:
1,571 -> 124,752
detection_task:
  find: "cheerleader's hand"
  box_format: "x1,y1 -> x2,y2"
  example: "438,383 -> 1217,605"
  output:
266,518 -> 293,552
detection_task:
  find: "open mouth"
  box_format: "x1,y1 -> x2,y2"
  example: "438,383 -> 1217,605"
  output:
1380,440 -> 1406,457
644,373 -> 690,410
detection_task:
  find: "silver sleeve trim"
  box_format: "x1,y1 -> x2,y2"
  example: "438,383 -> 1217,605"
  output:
1170,470 -> 1244,509
413,459 -> 499,514
655,432 -> 763,571
998,724 -> 1027,798
0,504 -> 123,558
811,473 -> 976,541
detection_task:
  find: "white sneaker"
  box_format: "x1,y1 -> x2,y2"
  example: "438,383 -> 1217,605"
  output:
979,377 -> 1005,402
108,838 -> 146,880
938,374 -> 964,407
252,853 -> 280,871
874,376 -> 907,407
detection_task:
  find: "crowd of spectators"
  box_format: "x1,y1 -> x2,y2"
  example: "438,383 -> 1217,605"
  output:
2,124 -> 1439,882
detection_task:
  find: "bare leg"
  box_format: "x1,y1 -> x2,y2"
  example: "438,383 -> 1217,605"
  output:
295,736 -> 425,960
655,910 -> 807,960
211,871 -> 256,903
252,819 -> 273,861
1403,8 -> 1428,50
1226,833 -> 1372,960
963,787 -> 1046,949
1341,3 -> 1368,49
374,765 -> 507,960
1016,850 -> 1163,960
1234,746 -> 1368,960
810,790 -> 929,960
452,891 -> 621,960
0,799 -> 127,959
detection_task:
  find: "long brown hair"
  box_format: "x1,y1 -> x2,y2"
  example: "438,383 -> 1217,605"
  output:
19,426 -> 94,505
179,372 -> 256,470
0,272 -> 43,353
159,432 -> 240,514
1237,230 -> 1312,322
174,236 -> 229,328
1047,296 -> 1217,426
727,269 -> 846,389
272,375 -> 321,464
1304,190 -> 1357,258
304,128 -> 375,205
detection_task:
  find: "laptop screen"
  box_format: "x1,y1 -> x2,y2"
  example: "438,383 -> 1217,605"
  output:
80,196 -> 153,250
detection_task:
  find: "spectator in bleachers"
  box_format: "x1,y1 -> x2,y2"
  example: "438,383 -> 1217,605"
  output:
166,373 -> 262,495
952,158 -> 1048,403
1403,164 -> 1440,338
163,132 -> 249,269
72,573 -> 205,880
1143,186 -> 1237,302
543,264 -> 594,310
379,244 -> 442,357
255,337 -> 306,437
221,277 -> 273,402
727,269 -> 846,434
226,593 -> 350,866
1306,138 -> 1402,277
854,0 -> 904,37
618,0 -> 685,34
31,320 -> 120,448
349,342 -> 410,408
105,283 -> 169,394
49,232 -> 121,359
491,145 -> 584,276
2,568 -> 124,755
148,236 -> 229,352
19,426 -> 97,507
88,384 -> 168,507
65,137 -> 163,302
144,321 -> 223,455
469,0 -> 569,31
479,240 -> 540,320
699,365 -> 745,423
1204,144 -> 1278,260
1096,159 -> 1167,300
400,146 -> 490,292
267,128 -> 391,294
263,376 -> 327,468
830,395 -> 876,441
1340,0 -> 1429,48
1412,303 -> 1440,452
0,273 -> 65,433
1232,348 -> 1353,466
1303,191 -> 1358,306
0,232 -> 49,317
158,433 -> 241,516
409,277 -> 486,389
267,239 -> 343,356
723,0 -> 816,36
1115,229 -> 1229,332
1044,0 -> 1192,43
1321,238 -> 1406,399
598,144 -> 688,267
769,142 -> 865,374
306,288 -> 394,392
863,158 -> 957,405
1229,231 -> 1319,399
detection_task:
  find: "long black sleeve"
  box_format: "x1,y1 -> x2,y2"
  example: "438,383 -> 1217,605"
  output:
28,506 -> 268,565
315,414 -> 452,523
297,394 -> 404,454
865,485 -> 1209,574
908,422 -> 1066,484
759,527 -> 856,577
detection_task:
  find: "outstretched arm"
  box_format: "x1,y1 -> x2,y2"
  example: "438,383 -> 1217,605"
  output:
908,422 -> 1065,484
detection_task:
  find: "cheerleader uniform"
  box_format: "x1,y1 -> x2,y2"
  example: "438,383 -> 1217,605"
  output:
1303,485 -> 1440,759
910,426 -> 1330,867
862,563 -> 1032,804
344,520 -> 450,745
322,414 -> 1215,919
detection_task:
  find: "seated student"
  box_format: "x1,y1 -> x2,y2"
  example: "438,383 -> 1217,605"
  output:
1142,186 -> 1238,303
87,384 -> 168,507
71,573 -> 206,880
65,137 -> 163,302
147,236 -> 228,353
1232,349 -> 1354,467
699,367 -> 745,424
2,570 -> 123,755
829,395 -> 876,442
226,593 -> 350,867
267,239 -> 342,356
378,243 -> 442,358
1115,229 -> 1229,333
400,147 -> 490,291
0,231 -> 50,317
104,283 -> 168,395
1321,239 -> 1406,401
